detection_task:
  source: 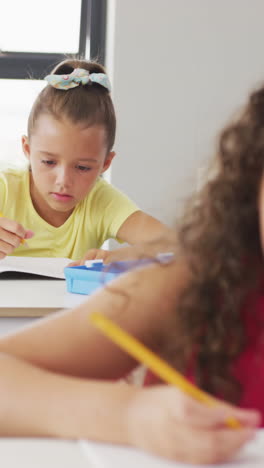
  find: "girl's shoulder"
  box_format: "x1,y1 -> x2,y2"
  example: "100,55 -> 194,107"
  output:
0,167 -> 29,212
89,177 -> 112,195
0,167 -> 29,195
0,166 -> 29,185
88,177 -> 133,201
82,177 -> 116,206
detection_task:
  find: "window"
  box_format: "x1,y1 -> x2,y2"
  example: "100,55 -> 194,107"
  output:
1,1 -> 82,54
0,0 -> 106,166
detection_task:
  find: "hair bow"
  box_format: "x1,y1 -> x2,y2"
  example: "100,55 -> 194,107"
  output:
44,68 -> 111,92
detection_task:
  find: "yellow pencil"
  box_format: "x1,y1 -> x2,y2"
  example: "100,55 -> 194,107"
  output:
0,212 -> 27,245
90,312 -> 240,429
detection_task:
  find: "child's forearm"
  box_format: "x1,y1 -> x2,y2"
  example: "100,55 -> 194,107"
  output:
103,245 -> 143,263
0,353 -> 257,464
0,352 -> 136,442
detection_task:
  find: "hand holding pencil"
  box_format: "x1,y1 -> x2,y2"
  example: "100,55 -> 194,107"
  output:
91,312 -> 242,427
90,312 -> 260,464
0,212 -> 34,259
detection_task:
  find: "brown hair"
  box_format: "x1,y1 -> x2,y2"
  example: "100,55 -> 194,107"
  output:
163,82 -> 264,403
27,58 -> 116,153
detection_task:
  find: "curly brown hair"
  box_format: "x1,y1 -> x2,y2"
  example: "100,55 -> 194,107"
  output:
163,83 -> 264,403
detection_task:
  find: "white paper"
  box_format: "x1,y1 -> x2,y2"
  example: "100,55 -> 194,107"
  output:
79,429 -> 264,468
0,439 -> 88,468
0,256 -> 71,279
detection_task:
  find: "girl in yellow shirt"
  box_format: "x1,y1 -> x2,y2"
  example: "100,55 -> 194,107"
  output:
0,59 -> 170,262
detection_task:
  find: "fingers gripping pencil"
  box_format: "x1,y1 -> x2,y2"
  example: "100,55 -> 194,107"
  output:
90,312 -> 241,429
0,212 -> 31,246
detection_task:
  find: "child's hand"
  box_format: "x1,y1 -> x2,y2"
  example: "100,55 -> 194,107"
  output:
69,245 -> 145,267
0,216 -> 34,259
126,385 -> 260,464
69,249 -> 112,266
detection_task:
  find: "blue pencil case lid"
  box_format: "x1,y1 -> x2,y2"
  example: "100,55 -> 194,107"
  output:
64,258 -> 154,295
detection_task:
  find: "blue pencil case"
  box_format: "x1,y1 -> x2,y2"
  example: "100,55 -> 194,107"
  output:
64,258 -> 153,295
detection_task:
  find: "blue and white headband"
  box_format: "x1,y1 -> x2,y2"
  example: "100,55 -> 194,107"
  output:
44,68 -> 111,92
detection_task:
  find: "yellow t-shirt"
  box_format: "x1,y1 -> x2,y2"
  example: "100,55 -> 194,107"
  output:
0,168 -> 138,260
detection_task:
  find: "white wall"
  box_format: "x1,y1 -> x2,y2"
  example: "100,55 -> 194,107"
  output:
106,0 -> 264,227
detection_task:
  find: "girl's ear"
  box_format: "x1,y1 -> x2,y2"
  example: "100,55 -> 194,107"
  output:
101,151 -> 116,173
21,135 -> 30,160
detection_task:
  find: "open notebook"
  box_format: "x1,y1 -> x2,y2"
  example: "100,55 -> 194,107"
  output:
0,256 -> 71,279
79,429 -> 264,468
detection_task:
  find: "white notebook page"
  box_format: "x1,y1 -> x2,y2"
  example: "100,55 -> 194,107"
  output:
79,429 -> 264,468
0,256 -> 71,279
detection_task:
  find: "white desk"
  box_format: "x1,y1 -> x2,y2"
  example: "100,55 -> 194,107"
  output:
0,279 -> 86,315
0,278 -> 88,335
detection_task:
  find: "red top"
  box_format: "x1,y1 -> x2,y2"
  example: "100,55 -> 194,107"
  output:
144,283 -> 264,426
